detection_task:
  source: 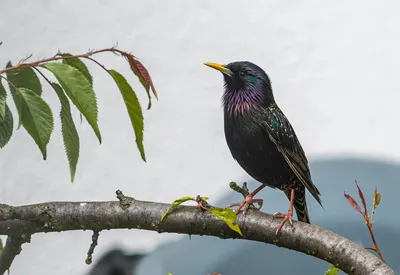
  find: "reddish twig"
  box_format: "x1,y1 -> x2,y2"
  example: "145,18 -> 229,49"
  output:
344,180 -> 385,263
0,47 -> 134,75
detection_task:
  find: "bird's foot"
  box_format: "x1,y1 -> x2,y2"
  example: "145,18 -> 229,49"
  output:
195,195 -> 210,211
273,208 -> 294,235
227,195 -> 264,215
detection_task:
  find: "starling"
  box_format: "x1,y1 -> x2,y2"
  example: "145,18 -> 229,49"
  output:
204,61 -> 322,234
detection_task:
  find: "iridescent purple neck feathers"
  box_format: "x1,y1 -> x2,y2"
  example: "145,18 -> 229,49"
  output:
222,86 -> 265,116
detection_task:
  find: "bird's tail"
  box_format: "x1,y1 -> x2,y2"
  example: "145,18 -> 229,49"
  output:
284,186 -> 310,224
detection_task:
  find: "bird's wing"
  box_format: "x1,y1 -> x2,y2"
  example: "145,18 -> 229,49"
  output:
264,106 -> 322,205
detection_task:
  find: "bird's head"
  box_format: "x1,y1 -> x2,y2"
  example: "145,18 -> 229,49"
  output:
204,61 -> 274,115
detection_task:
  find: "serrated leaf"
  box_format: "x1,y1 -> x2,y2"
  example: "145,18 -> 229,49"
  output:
60,54 -> 89,127
209,207 -> 242,236
325,265 -> 340,275
6,61 -> 43,128
108,70 -> 145,161
372,187 -> 381,212
61,54 -> 93,85
5,62 -> 42,96
41,62 -> 101,143
0,79 -> 6,119
0,105 -> 13,148
344,193 -> 362,214
16,88 -> 54,159
125,54 -> 157,110
51,82 -> 80,182
161,196 -> 195,222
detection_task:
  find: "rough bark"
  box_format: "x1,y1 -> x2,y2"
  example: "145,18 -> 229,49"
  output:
0,191 -> 394,275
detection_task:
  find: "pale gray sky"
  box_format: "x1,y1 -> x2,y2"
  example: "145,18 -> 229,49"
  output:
1,0 -> 400,274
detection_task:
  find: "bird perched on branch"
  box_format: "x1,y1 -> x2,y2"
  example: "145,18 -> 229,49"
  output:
204,61 -> 322,234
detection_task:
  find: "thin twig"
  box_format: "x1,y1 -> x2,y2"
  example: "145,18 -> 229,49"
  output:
0,75 -> 16,89
0,47 -> 134,75
365,218 -> 385,262
83,56 -> 112,76
85,230 -> 100,265
31,67 -> 53,87
345,181 -> 385,263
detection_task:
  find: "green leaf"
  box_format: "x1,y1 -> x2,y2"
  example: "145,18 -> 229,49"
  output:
372,187 -> 381,212
5,62 -> 42,96
0,79 -> 6,119
0,105 -> 13,148
209,207 -> 242,236
51,82 -> 80,182
60,54 -> 90,127
161,196 -> 195,222
15,88 -> 54,159
41,62 -> 101,143
61,54 -> 93,85
108,70 -> 145,161
0,238 -> 3,251
5,61 -> 43,128
325,265 -> 340,275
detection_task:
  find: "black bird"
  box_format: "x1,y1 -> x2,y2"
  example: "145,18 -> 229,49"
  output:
204,61 -> 323,233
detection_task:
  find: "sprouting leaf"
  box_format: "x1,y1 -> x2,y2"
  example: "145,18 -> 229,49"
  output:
167,273 -> 172,275
60,54 -> 93,85
108,70 -> 145,161
344,193 -> 362,215
0,105 -> 13,148
202,197 -> 209,201
42,62 -> 101,144
15,87 -> 54,159
209,207 -> 242,236
161,196 -> 196,222
354,179 -> 367,211
124,54 -> 157,109
6,61 -> 43,128
372,187 -> 381,213
325,265 -> 340,275
51,82 -> 80,182
0,79 -> 6,119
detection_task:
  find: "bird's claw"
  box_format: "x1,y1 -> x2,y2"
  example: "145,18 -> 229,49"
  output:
228,195 -> 264,215
273,210 -> 294,235
195,195 -> 210,211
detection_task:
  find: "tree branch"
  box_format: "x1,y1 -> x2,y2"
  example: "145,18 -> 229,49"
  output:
0,191 -> 394,275
0,234 -> 31,274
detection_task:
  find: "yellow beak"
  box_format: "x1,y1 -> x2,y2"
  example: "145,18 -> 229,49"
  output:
204,62 -> 233,77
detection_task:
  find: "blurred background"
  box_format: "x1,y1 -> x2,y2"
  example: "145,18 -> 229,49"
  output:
0,0 -> 399,274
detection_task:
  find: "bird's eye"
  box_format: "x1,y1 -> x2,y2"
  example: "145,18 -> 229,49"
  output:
239,71 -> 246,77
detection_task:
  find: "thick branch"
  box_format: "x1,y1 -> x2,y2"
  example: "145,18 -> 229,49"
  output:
0,195 -> 394,275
